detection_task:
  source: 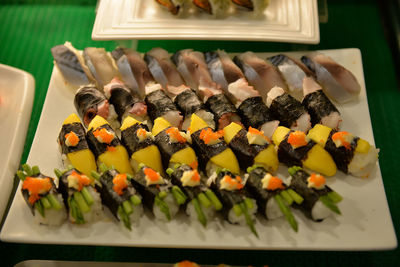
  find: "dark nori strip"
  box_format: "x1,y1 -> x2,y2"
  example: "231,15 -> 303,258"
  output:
154,127 -> 190,168
109,86 -> 143,122
74,86 -> 107,121
324,130 -> 358,173
205,94 -> 237,123
21,173 -> 59,215
289,169 -> 332,221
96,169 -> 138,220
244,167 -> 282,219
145,89 -> 179,122
167,164 -> 203,201
270,93 -> 308,128
58,122 -> 89,154
238,97 -> 276,129
301,56 -> 317,73
191,127 -> 229,172
86,124 -> 121,158
174,89 -> 205,117
302,90 -> 340,126
278,131 -> 315,167
121,123 -> 153,156
268,54 -> 286,67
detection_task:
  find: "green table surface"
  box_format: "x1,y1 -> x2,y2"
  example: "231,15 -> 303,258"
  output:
0,0 -> 399,266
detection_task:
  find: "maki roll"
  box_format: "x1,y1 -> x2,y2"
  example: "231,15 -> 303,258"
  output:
244,166 -> 299,231
272,126 -> 337,176
302,77 -> 342,130
287,166 -> 342,221
130,166 -> 184,221
205,93 -> 241,129
93,165 -> 143,229
55,168 -> 102,224
120,116 -> 164,175
155,0 -> 186,15
17,164 -> 67,226
86,115 -> 133,175
192,0 -> 229,16
307,124 -> 379,178
266,86 -> 311,133
223,122 -> 279,172
231,0 -> 270,15
74,85 -> 119,129
166,164 -> 222,226
58,113 -> 97,180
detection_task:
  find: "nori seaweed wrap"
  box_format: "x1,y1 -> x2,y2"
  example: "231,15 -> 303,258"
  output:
58,122 -> 89,155
278,131 -> 316,168
121,123 -> 154,156
302,90 -> 340,127
205,94 -> 238,128
174,89 -> 205,118
238,96 -> 276,129
269,93 -> 309,129
87,124 -> 121,157
145,89 -> 181,123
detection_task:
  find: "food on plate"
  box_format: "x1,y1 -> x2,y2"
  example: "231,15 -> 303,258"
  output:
86,115 -> 133,175
272,126 -> 337,176
93,165 -> 143,229
55,167 -> 102,224
192,0 -> 229,16
17,164 -> 67,226
57,113 -> 97,179
307,124 -> 379,178
266,86 -> 311,132
302,77 -> 341,130
120,116 -> 164,175
231,0 -> 270,15
154,0 -> 186,15
244,166 -> 298,231
223,122 -> 278,172
287,166 -> 342,221
301,53 -> 361,103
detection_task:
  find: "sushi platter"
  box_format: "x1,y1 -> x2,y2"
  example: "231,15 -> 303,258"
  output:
0,48 -> 397,250
92,0 -> 320,44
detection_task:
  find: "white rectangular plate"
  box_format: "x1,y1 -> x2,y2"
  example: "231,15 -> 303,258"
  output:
0,64 -> 34,220
92,0 -> 319,44
0,49 -> 397,250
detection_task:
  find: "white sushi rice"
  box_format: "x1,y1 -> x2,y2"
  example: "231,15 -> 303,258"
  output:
291,113 -> 311,132
70,186 -> 103,224
34,194 -> 67,226
228,198 -> 257,225
253,0 -> 270,16
117,202 -> 144,227
260,120 -> 279,140
320,111 -> 342,130
106,104 -> 120,130
348,147 -> 380,178
209,0 -> 230,17
186,200 -> 216,222
265,197 -> 283,220
162,110 -> 183,129
153,192 -> 180,221
311,200 -> 332,221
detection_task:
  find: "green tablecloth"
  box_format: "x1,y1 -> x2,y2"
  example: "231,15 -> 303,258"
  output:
0,0 -> 399,266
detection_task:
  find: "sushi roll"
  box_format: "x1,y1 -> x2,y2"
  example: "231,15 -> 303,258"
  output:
231,0 -> 269,15
130,166 -> 184,221
57,113 -> 97,180
120,116 -> 164,175
55,167 -> 102,224
93,165 -> 143,229
302,77 -> 342,130
192,0 -> 229,16
17,164 -> 67,226
154,0 -> 186,15
266,86 -> 311,133
189,114 -> 240,175
223,122 -> 279,172
301,53 -> 361,103
86,115 -> 133,175
307,124 -> 379,178
244,166 -> 298,231
287,166 -> 342,221
103,78 -> 149,125
272,126 -> 337,176
166,164 -> 222,226
207,169 -> 258,236
205,93 -> 241,129
74,85 -> 119,129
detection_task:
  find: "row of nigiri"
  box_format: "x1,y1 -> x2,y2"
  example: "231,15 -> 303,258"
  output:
154,0 -> 270,16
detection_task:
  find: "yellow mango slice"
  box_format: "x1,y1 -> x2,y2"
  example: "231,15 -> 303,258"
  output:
152,117 -> 172,136
131,145 -> 164,174
189,113 -> 209,133
88,115 -> 109,131
210,148 -> 240,175
63,113 -> 81,125
307,124 -> 332,147
223,122 -> 243,144
302,145 -> 337,176
355,138 -> 371,153
254,144 -> 279,172
67,149 -> 97,180
120,116 -> 141,131
272,126 -> 291,146
170,147 -> 198,167
98,145 -> 133,175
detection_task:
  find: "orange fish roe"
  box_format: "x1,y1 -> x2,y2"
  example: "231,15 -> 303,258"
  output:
112,173 -> 128,195
93,128 -> 115,144
64,131 -> 79,146
307,173 -> 326,189
136,128 -> 148,139
189,160 -> 198,170
332,131 -> 353,150
222,175 -> 244,190
199,128 -> 223,145
191,170 -> 201,182
175,261 -> 199,267
22,177 -> 52,205
106,146 -> 116,152
266,176 -> 285,190
144,168 -> 161,182
287,131 -> 308,148
166,127 -> 186,143
248,126 -> 270,142
69,170 -> 92,191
